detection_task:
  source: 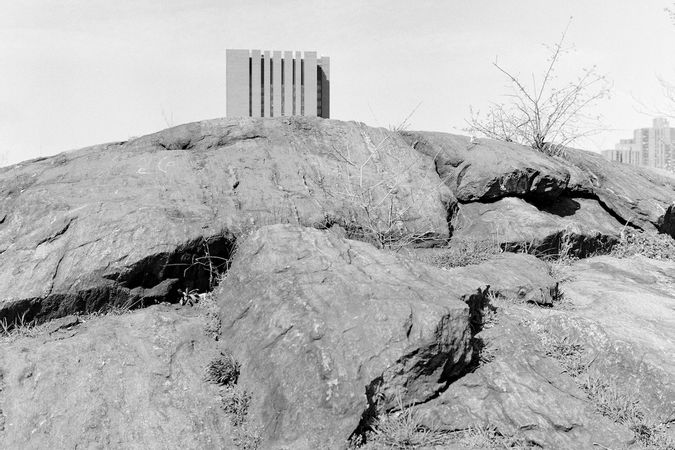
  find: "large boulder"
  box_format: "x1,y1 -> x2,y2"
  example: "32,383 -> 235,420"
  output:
216,224 -> 487,449
404,132 -> 570,202
403,131 -> 675,235
549,255 -> 675,421
0,305 -> 231,449
413,315 -> 635,449
410,254 -> 675,449
403,251 -> 560,305
452,196 -> 621,256
0,117 -> 452,324
562,147 -> 675,231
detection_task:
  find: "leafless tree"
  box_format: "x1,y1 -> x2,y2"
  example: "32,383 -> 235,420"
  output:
467,19 -> 611,155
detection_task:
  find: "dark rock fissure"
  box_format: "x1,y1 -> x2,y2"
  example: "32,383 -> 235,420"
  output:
0,233 -> 236,329
501,230 -> 619,259
348,289 -> 490,444
560,191 -> 643,230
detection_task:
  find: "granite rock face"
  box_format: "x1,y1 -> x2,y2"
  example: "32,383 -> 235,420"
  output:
216,224 -> 486,450
0,118 -> 674,449
0,305 -> 231,450
404,131 -> 675,255
413,316 -> 635,450
0,117 -> 451,324
452,196 -> 621,256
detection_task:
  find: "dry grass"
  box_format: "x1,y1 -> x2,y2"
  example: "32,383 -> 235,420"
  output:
611,228 -> 675,261
222,386 -> 252,427
428,238 -> 503,269
537,329 -> 674,449
0,311 -> 39,340
204,350 -> 240,386
349,393 -> 536,449
232,422 -> 263,450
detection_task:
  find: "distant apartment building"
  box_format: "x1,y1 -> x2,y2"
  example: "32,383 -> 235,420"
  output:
226,49 -> 330,118
602,118 -> 675,172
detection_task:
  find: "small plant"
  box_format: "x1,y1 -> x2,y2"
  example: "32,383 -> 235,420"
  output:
178,289 -> 200,306
195,292 -> 221,340
428,238 -> 503,269
311,134 -> 446,250
205,351 -> 240,386
364,399 -> 450,449
0,310 -> 38,340
580,374 -> 642,425
232,422 -> 263,450
543,334 -> 588,377
454,424 -> 536,449
536,328 -> 674,448
222,387 -> 252,427
611,228 -> 675,261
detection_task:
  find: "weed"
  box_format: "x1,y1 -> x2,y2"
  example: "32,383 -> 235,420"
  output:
537,329 -> 674,448
310,132 -> 449,250
543,334 -> 588,377
580,374 -> 642,424
349,391 -> 536,449
360,400 -> 450,449
232,421 -> 263,450
611,228 -> 675,261
222,386 -> 252,427
178,289 -> 200,306
453,423 -> 537,449
194,292 -> 221,340
428,238 -> 503,269
0,310 -> 38,340
205,351 -> 240,386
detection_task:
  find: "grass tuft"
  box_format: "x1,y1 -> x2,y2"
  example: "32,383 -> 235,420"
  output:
537,329 -> 674,449
205,351 -> 240,386
611,228 -> 675,261
222,386 -> 252,427
429,238 -> 503,269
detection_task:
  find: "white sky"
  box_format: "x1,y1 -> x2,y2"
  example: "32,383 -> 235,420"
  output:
1,0 -> 674,166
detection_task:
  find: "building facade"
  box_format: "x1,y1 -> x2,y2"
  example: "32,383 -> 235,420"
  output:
226,49 -> 330,118
602,118 -> 675,172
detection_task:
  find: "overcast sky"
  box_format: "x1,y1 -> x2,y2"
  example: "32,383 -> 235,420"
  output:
1,1 -> 674,166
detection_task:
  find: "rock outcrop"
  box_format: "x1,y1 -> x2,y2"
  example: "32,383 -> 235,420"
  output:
0,305 -> 230,449
216,224 -> 486,449
551,255 -> 675,420
0,117 -> 450,325
0,117 -> 674,449
414,316 -> 635,449
404,131 -> 675,254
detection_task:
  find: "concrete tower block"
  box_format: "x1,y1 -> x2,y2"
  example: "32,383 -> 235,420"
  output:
304,51 -> 317,117
319,56 -> 330,118
251,50 -> 262,118
272,51 -> 282,117
294,51 -> 302,116
283,51 -> 293,116
263,50 -> 271,117
225,49 -> 250,117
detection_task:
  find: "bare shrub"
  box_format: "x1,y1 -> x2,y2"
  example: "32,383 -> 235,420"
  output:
467,18 -> 610,156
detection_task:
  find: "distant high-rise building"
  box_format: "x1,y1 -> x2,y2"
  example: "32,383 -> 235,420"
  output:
602,118 -> 675,172
226,49 -> 330,118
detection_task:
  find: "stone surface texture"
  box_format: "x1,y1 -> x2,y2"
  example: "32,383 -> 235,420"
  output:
0,305 -> 228,449
0,117 -> 450,323
0,118 -> 674,449
216,224 -> 486,450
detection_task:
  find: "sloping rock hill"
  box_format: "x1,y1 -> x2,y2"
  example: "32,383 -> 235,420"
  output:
0,117 -> 673,449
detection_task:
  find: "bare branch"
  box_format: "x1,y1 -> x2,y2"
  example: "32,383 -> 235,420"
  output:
466,18 -> 609,154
